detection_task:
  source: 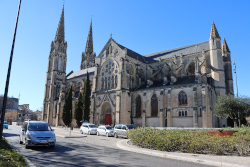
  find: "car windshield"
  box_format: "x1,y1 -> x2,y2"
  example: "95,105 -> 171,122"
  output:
88,125 -> 98,128
106,126 -> 113,129
28,123 -> 52,131
126,125 -> 137,129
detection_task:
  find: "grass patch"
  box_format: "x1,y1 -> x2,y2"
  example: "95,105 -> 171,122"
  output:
128,125 -> 250,156
0,137 -> 27,167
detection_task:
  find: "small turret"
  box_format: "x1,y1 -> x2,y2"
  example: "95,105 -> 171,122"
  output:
209,22 -> 225,95
222,38 -> 233,94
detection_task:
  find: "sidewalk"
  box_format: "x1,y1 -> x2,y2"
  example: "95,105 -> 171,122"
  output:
53,126 -> 250,167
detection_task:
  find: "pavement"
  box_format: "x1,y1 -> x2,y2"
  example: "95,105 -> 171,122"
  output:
52,126 -> 250,167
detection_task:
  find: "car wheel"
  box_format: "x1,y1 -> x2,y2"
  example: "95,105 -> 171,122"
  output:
97,132 -> 99,136
80,130 -> 83,134
19,136 -> 23,144
88,131 -> 91,135
25,139 -> 29,149
106,133 -> 109,137
50,145 -> 55,148
114,133 -> 118,138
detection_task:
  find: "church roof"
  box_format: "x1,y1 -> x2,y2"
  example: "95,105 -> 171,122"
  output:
143,41 -> 210,62
66,67 -> 95,79
114,40 -> 146,62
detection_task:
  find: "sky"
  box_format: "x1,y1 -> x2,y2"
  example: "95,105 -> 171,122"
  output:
0,0 -> 250,111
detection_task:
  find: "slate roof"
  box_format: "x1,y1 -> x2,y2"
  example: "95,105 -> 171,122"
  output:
67,67 -> 95,79
114,41 -> 146,62
143,41 -> 210,62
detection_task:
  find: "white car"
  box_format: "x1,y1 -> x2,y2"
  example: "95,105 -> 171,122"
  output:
80,123 -> 98,135
97,125 -> 114,137
19,121 -> 56,149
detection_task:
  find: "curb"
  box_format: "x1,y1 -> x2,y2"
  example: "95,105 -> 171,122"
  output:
117,140 -> 249,167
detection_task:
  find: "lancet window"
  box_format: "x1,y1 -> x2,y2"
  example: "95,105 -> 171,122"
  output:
151,94 -> 158,116
136,95 -> 141,117
179,91 -> 187,105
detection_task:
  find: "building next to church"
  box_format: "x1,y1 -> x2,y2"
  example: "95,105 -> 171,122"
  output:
42,7 -> 234,128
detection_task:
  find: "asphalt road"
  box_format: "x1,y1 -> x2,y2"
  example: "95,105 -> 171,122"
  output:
3,125 -> 213,167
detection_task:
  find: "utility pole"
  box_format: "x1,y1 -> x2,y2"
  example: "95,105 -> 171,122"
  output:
0,0 -> 22,146
233,60 -> 240,127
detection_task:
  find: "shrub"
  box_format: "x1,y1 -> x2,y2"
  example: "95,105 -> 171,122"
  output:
0,137 -> 27,166
127,127 -> 250,156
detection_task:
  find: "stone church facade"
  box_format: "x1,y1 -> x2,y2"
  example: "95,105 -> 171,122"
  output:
42,7 -> 233,128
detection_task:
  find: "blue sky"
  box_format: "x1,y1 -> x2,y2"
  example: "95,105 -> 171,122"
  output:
0,0 -> 250,111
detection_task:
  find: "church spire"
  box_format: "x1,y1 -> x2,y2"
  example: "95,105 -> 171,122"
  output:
85,19 -> 93,55
222,38 -> 230,53
55,6 -> 65,43
209,21 -> 220,40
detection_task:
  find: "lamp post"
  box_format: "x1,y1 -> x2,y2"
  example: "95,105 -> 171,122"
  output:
233,60 -> 240,127
0,0 -> 22,146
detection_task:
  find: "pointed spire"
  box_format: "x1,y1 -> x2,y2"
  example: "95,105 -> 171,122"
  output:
222,38 -> 230,53
55,6 -> 65,43
209,21 -> 220,40
85,19 -> 93,55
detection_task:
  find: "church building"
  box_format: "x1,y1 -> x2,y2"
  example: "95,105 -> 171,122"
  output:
42,7 -> 234,128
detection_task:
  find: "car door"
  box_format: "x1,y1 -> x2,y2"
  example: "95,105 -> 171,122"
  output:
121,125 -> 127,137
82,124 -> 88,133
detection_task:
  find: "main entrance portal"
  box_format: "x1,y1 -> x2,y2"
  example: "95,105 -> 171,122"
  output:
101,102 -> 112,125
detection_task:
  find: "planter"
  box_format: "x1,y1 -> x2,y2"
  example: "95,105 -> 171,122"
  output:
190,130 -> 238,136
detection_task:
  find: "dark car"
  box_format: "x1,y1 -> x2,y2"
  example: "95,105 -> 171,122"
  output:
113,124 -> 136,138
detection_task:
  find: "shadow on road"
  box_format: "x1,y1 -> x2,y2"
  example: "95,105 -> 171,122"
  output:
3,132 -> 19,137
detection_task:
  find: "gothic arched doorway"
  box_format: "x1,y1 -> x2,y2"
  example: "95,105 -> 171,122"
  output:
101,102 -> 112,125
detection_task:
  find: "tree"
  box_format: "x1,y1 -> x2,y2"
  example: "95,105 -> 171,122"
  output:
62,86 -> 72,127
74,91 -> 83,127
213,94 -> 250,127
82,72 -> 91,122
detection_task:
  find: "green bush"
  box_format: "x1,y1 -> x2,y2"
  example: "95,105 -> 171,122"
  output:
0,137 -> 27,167
127,127 -> 250,156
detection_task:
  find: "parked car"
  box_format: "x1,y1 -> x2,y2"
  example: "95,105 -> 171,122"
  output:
80,122 -> 98,135
19,121 -> 56,149
97,125 -> 114,137
113,124 -> 137,138
4,121 -> 8,129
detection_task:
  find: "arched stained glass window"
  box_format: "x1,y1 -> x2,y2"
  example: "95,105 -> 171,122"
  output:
100,60 -> 118,90
151,94 -> 158,116
136,95 -> 141,117
178,91 -> 188,105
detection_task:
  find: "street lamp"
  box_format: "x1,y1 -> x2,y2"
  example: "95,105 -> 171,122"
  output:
0,0 -> 22,146
233,60 -> 240,126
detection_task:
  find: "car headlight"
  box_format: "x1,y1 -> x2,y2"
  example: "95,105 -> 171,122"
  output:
52,133 -> 55,138
27,133 -> 35,139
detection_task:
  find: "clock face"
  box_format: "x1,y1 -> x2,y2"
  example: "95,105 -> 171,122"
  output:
188,62 -> 195,75
201,66 -> 206,74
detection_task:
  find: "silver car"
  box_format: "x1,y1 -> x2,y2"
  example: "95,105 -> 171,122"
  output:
19,121 -> 56,149
80,123 -> 98,135
97,125 -> 114,137
114,124 -> 136,138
